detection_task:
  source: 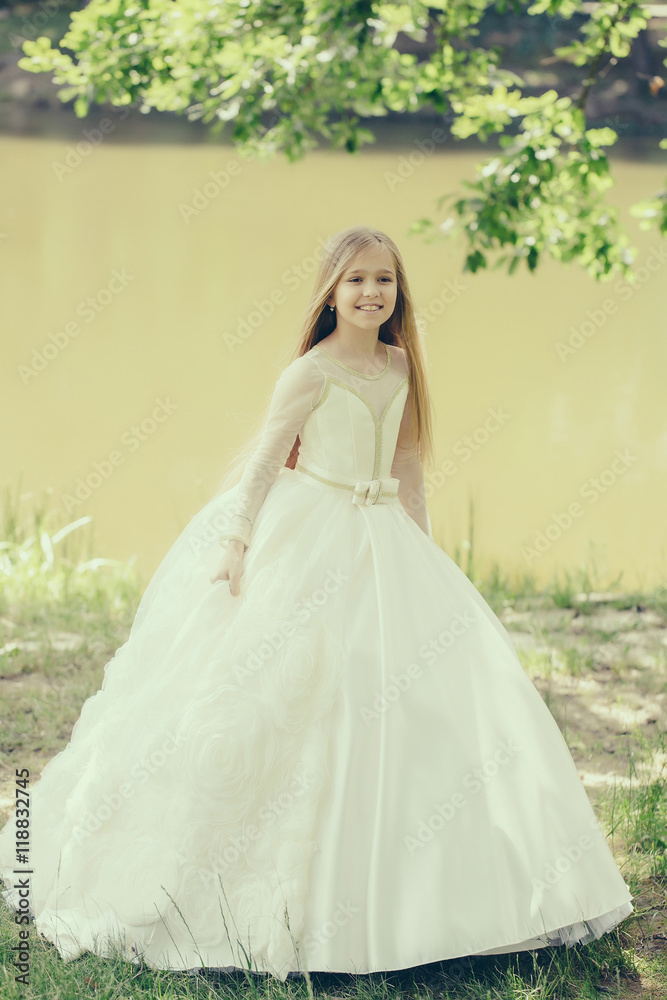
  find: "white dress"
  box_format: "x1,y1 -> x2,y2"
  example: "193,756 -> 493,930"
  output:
0,340 -> 634,979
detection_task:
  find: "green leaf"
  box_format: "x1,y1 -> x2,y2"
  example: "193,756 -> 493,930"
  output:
584,127 -> 618,148
464,250 -> 487,273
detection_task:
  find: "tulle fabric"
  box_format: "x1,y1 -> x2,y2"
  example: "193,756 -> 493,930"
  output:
219,341 -> 431,547
0,466 -> 633,977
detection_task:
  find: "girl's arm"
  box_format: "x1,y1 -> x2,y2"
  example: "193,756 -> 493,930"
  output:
219,356 -> 325,551
391,391 -> 433,538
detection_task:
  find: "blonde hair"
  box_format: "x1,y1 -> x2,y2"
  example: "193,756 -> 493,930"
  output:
213,224 -> 435,497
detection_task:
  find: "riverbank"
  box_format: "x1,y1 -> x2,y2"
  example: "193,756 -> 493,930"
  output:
1,1 -> 666,143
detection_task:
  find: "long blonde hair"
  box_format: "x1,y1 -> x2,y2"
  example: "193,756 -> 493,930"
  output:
213,224 -> 435,497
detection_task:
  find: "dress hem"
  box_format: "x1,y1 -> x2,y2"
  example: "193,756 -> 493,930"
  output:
9,888 -> 632,980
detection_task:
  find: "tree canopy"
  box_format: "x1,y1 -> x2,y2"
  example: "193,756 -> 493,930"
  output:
18,0 -> 667,280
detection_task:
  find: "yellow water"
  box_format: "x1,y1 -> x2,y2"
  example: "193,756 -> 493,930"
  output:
2,132 -> 666,591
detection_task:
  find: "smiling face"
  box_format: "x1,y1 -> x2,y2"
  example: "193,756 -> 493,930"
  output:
326,242 -> 398,333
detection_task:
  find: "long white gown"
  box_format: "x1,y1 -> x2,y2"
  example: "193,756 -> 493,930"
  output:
0,340 -> 634,979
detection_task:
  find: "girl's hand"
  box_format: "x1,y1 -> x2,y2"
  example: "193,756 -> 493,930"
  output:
210,539 -> 246,597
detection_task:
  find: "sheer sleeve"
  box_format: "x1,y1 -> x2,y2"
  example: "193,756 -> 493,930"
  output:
219,355 -> 325,550
391,388 -> 433,539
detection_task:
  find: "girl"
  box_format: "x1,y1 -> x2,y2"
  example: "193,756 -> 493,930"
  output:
0,225 -> 633,980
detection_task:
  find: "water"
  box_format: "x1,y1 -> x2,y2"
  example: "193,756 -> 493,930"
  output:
1,126 -> 665,590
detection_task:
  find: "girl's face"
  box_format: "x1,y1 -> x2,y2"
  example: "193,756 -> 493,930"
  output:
327,243 -> 398,333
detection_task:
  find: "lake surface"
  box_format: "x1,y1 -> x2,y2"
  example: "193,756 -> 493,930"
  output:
1,127 -> 665,591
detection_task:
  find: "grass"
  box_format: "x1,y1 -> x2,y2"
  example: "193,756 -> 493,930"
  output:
604,730 -> 667,884
516,644 -> 598,680
0,483 -> 142,777
447,494 -> 667,620
0,490 -> 665,998
0,896 -> 646,999
0,481 -> 141,624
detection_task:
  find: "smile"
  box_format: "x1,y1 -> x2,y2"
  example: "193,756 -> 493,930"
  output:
356,305 -> 383,311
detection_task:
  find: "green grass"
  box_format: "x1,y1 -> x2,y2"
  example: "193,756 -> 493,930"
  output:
0,483 -> 142,776
603,729 -> 667,884
0,481 -> 141,625
0,896 -> 644,999
449,498 -> 667,621
0,491 -> 665,998
515,644 -> 597,680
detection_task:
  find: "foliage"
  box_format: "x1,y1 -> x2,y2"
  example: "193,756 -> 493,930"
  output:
14,0 -> 667,279
412,89 -> 636,279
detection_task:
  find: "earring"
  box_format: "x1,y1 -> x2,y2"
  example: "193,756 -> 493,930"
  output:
328,305 -> 335,312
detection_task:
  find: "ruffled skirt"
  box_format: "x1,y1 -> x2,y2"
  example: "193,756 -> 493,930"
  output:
0,467 -> 634,978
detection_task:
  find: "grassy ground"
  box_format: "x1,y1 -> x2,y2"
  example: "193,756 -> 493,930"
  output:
0,492 -> 665,998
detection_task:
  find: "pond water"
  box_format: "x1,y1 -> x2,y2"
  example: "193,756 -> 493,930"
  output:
1,123 -> 665,591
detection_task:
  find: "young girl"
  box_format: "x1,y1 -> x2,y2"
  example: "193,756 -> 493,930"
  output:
0,225 -> 633,980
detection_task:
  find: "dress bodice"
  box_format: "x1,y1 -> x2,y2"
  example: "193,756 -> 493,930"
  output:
219,340 -> 430,548
298,342 -> 410,484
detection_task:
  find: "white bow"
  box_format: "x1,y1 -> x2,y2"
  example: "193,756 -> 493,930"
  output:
351,477 -> 401,506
